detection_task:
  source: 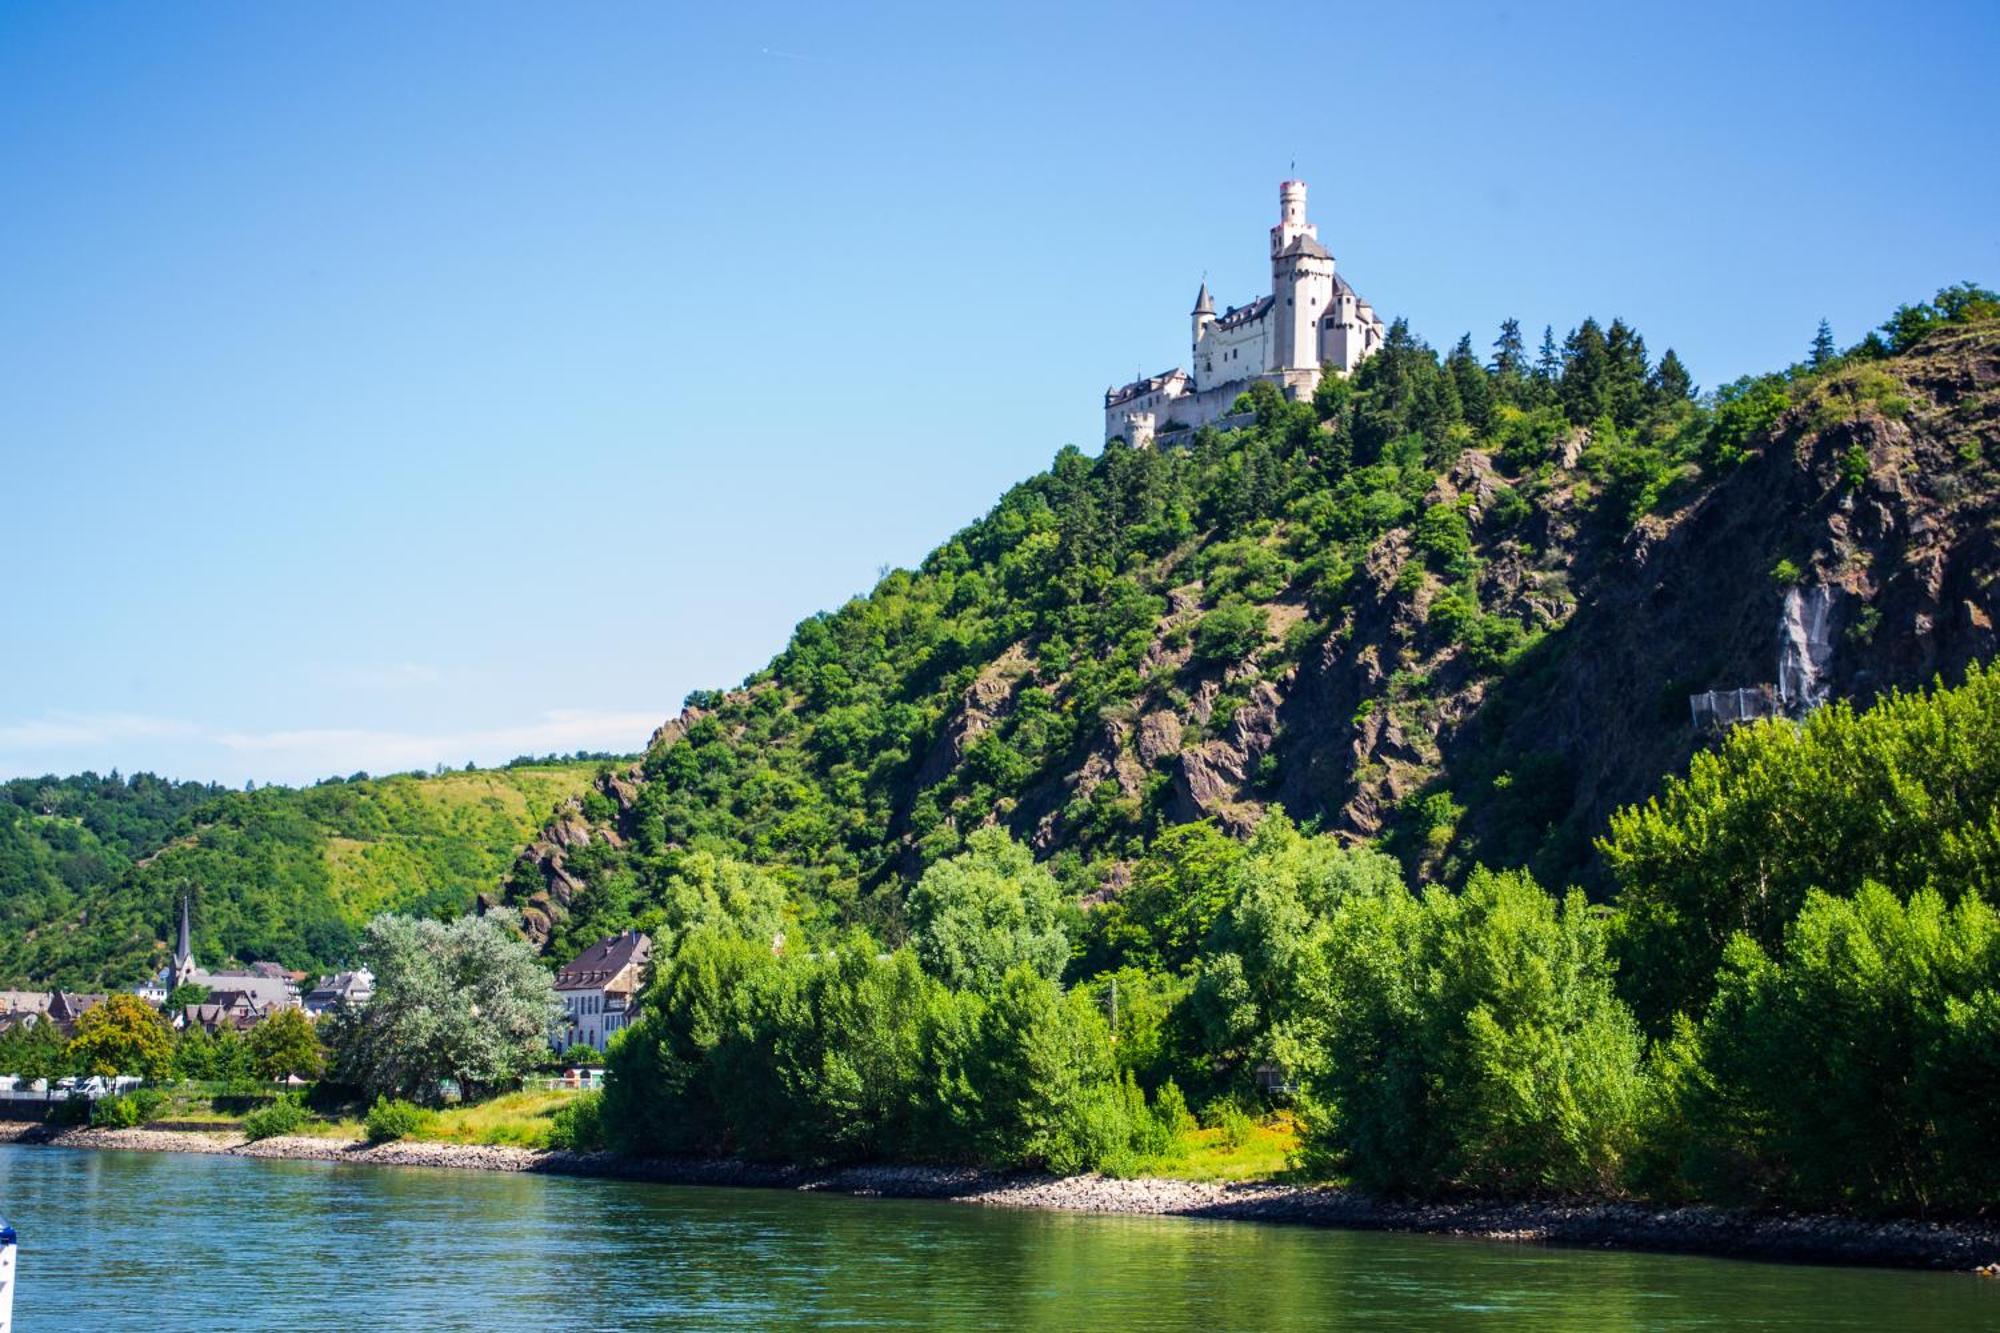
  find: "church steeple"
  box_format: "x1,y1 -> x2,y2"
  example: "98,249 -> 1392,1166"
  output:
175,894 -> 193,967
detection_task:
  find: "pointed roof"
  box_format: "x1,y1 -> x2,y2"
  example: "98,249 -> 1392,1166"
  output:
555,930 -> 653,993
1191,282 -> 1214,316
175,895 -> 193,966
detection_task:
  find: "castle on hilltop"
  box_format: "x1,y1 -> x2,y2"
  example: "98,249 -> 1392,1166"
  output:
1105,180 -> 1385,446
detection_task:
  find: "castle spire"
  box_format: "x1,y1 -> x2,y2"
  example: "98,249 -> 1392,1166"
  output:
1191,281 -> 1214,316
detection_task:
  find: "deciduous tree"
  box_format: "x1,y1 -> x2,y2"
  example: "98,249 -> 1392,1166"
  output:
327,908 -> 560,1103
67,994 -> 174,1079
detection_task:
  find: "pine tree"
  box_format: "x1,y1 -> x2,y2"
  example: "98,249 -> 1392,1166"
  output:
1560,319 -> 1613,425
1449,333 -> 1494,432
1490,318 -> 1526,377
1534,325 -> 1561,383
1488,318 -> 1526,409
1810,319 -> 1837,368
1649,348 -> 1696,404
1604,318 -> 1650,428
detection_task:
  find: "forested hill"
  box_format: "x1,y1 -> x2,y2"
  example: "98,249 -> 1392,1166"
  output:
0,763 -> 602,987
505,287 -> 2000,957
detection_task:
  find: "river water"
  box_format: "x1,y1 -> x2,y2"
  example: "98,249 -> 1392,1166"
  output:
5,1145 -> 1996,1329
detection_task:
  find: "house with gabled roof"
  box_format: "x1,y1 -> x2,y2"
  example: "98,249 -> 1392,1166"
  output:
553,929 -> 652,1055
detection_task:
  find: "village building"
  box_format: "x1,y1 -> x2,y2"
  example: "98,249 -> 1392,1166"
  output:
0,991 -> 106,1039
553,930 -> 652,1055
175,989 -> 273,1035
303,969 -> 374,1017
1104,179 -> 1386,447
143,896 -> 302,1013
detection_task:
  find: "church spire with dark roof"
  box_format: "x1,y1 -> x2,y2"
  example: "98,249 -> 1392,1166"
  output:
175,894 -> 193,969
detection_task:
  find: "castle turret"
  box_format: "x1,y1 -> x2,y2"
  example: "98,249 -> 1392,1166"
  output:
1270,180 -> 1335,383
1191,281 -> 1215,348
1270,179 -> 1313,257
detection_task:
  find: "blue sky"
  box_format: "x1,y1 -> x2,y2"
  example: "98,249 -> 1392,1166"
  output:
3,1 -> 1995,785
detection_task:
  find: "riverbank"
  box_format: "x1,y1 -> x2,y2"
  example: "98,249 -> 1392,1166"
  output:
13,1122 -> 1999,1273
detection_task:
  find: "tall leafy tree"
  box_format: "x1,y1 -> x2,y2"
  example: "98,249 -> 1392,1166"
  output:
326,908 -> 561,1103
247,1006 -> 326,1081
0,1018 -> 72,1080
67,994 -> 174,1079
1662,884 -> 2000,1211
905,827 -> 1068,992
1310,868 -> 1644,1197
1809,319 -> 1837,368
1603,664 -> 2000,1035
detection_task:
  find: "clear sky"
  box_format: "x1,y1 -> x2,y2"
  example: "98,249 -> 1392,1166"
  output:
3,1 -> 1995,786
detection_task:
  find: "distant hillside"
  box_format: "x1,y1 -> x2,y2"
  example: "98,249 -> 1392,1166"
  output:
502,289 -> 2000,954
0,763 -> 604,987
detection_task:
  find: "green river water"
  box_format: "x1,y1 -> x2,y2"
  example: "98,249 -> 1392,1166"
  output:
4,1144 -> 1995,1329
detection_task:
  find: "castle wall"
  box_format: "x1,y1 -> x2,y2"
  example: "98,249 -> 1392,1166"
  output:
1108,378 -> 1259,444
1193,311 -> 1270,392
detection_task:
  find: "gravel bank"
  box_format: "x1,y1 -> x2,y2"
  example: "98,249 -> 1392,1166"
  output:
17,1124 -> 1999,1272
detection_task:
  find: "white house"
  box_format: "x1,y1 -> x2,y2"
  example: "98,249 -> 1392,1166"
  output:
1105,179 -> 1386,446
553,930 -> 652,1055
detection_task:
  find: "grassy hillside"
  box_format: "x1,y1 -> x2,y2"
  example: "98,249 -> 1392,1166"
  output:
508,286 -> 2000,954
0,763 -> 602,988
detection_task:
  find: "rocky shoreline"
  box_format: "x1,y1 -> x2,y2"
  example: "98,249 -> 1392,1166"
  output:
12,1123 -> 1999,1273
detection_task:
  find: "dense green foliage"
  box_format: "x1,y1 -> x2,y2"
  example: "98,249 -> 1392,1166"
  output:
593,653 -> 2000,1213
325,909 -> 560,1104
363,1096 -> 432,1143
67,994 -> 175,1079
546,1089 -> 606,1152
246,1007 -> 327,1081
905,827 -> 1069,991
241,1093 -> 309,1141
1308,870 -> 1644,1196
603,926 -> 1158,1172
89,1086 -> 167,1129
0,763 -> 601,987
1602,662 -> 2000,1035
1648,884 -> 2000,1213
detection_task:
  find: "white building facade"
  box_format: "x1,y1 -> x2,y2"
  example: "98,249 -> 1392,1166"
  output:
554,930 -> 653,1056
1105,179 -> 1385,446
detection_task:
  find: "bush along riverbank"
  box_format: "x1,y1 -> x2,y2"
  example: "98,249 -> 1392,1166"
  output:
11,1122 -> 2000,1273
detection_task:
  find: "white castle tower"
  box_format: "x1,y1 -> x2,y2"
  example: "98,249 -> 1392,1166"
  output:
1105,180 -> 1385,445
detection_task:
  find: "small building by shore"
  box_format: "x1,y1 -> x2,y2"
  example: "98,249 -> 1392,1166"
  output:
553,930 -> 651,1054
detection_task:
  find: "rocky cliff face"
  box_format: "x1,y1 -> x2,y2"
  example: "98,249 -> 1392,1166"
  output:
507,323 -> 2000,946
